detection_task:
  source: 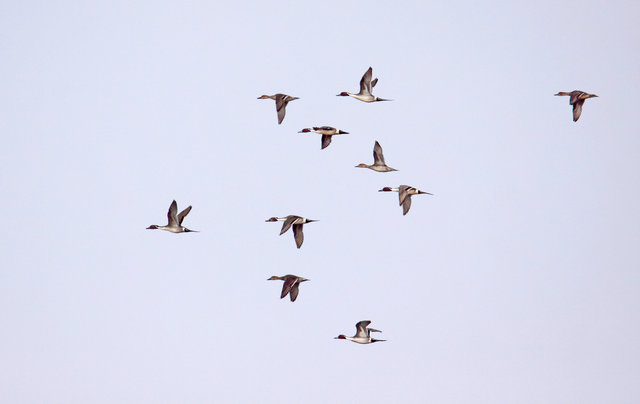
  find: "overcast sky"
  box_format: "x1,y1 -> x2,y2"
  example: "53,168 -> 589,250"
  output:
1,1 -> 639,403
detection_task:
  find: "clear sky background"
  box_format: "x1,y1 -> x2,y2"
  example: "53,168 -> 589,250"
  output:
1,1 -> 639,403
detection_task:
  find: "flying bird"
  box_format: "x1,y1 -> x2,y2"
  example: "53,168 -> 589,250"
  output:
379,185 -> 432,215
265,215 -> 317,248
258,93 -> 299,124
334,321 -> 386,344
355,141 -> 397,172
267,275 -> 309,302
146,200 -> 198,233
337,67 -> 391,102
298,126 -> 349,149
554,90 -> 598,122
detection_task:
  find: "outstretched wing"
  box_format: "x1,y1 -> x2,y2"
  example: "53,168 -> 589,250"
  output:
279,216 -> 298,235
321,135 -> 333,150
293,223 -> 304,248
573,99 -> 584,122
289,282 -> 300,302
398,185 -> 411,206
373,141 -> 386,165
275,94 -> 287,124
355,321 -> 371,338
401,196 -> 412,215
177,206 -> 192,225
569,91 -> 581,105
359,67 -> 373,95
281,276 -> 296,299
167,200 -> 178,226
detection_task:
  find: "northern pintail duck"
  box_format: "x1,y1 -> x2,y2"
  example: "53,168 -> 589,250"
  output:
265,215 -> 317,248
146,200 -> 198,233
337,67 -> 390,102
267,274 -> 309,302
356,141 -> 397,172
258,93 -> 299,124
379,185 -> 432,215
554,90 -> 598,122
334,321 -> 386,344
298,126 -> 349,150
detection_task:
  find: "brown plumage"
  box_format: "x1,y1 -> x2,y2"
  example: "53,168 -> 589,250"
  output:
267,275 -> 309,302
554,90 -> 598,122
258,93 -> 299,124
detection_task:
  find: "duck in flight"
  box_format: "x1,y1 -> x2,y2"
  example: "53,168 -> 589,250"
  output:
554,90 -> 598,122
337,67 -> 391,102
258,93 -> 299,124
146,200 -> 198,233
334,321 -> 386,344
379,185 -> 432,215
265,215 -> 317,248
267,275 -> 309,302
298,126 -> 349,149
356,141 -> 397,172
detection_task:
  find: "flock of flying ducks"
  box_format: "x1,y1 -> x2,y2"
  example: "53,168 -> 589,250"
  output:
147,67 -> 599,344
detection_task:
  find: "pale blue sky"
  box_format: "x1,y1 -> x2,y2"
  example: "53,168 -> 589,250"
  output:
1,1 -> 640,403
